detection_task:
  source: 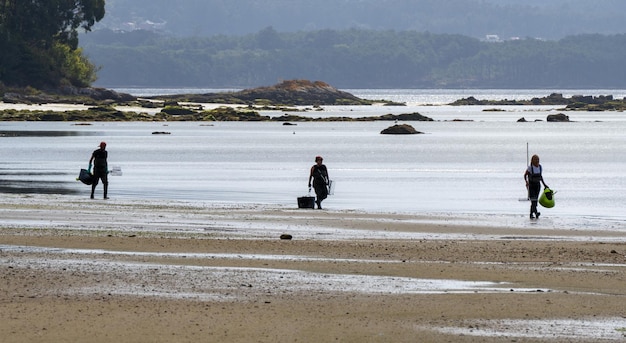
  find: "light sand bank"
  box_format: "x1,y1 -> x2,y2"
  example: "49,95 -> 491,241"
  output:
1,194 -> 625,342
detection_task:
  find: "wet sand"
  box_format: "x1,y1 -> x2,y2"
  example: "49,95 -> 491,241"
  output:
1,194 -> 625,342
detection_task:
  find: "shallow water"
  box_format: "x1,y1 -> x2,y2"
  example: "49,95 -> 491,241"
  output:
1,90 -> 625,232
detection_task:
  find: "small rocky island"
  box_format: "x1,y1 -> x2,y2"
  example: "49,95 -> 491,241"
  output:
150,79 -> 376,106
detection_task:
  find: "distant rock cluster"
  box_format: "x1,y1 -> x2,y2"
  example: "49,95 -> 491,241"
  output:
453,93 -> 626,111
517,113 -> 570,122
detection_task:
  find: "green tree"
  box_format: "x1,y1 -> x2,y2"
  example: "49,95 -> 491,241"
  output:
0,0 -> 105,88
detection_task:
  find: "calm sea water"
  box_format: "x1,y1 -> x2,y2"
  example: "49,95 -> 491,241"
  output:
1,89 -> 625,230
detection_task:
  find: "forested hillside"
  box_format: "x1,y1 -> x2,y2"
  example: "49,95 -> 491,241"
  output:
81,29 -> 626,89
5,0 -> 625,90
97,0 -> 626,40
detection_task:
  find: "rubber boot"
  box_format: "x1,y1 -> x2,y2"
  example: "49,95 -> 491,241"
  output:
103,184 -> 108,199
90,184 -> 96,199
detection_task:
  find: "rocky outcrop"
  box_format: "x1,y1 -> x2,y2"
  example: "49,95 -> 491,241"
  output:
450,93 -> 571,106
2,87 -> 135,105
546,113 -> 570,122
380,124 -> 422,134
449,96 -> 528,106
374,112 -> 433,121
151,80 -> 375,106
0,104 -> 436,122
59,87 -> 136,102
450,92 -> 626,111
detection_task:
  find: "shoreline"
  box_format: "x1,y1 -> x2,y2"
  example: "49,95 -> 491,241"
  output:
1,193 -> 625,242
1,193 -> 625,342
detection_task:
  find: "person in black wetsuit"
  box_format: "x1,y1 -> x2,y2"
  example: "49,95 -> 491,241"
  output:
308,155 -> 329,209
524,154 -> 549,219
89,141 -> 109,199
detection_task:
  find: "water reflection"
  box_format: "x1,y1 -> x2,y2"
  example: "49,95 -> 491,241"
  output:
0,180 -> 80,195
0,170 -> 81,195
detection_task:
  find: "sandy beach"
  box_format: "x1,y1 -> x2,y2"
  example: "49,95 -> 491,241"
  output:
1,193 -> 625,342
